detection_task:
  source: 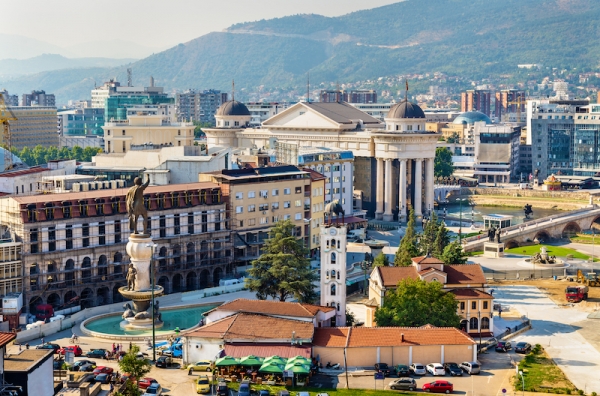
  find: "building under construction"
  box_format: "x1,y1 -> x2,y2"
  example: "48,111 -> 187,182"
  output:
0,181 -> 233,314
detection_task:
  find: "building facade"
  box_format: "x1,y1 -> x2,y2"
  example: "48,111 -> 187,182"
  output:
246,102 -> 293,127
21,91 -> 55,107
319,90 -> 377,104
0,90 -> 19,107
57,108 -> 105,137
7,107 -> 59,150
0,182 -> 232,313
460,90 -> 491,116
495,89 -> 526,120
176,89 -> 228,124
320,224 -> 347,327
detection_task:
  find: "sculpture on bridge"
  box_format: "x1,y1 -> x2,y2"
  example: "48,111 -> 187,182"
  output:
487,226 -> 497,242
524,204 -> 533,219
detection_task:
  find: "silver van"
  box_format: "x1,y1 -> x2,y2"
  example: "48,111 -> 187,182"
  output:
459,361 -> 480,374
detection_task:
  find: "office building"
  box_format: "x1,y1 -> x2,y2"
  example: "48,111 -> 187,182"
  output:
57,108 -> 105,137
461,90 -> 491,116
319,90 -> 377,104
0,90 -> 18,107
7,107 -> 59,150
21,90 -> 55,107
176,89 -> 228,124
495,89 -> 526,120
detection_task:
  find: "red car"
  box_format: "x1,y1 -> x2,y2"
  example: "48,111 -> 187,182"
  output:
93,366 -> 114,375
422,380 -> 454,394
138,377 -> 158,390
59,345 -> 82,357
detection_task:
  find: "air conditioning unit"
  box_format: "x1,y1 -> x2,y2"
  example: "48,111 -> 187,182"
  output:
262,195 -> 268,199
262,211 -> 268,215
72,183 -> 81,192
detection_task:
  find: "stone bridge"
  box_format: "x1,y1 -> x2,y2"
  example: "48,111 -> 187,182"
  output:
462,206 -> 600,252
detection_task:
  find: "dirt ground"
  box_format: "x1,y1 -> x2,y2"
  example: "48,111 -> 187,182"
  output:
490,278 -> 600,310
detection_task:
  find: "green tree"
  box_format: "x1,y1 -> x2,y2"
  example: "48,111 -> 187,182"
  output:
116,345 -> 151,395
346,309 -> 356,326
374,278 -> 461,328
372,252 -> 389,267
246,220 -> 318,302
432,224 -> 450,259
32,145 -> 46,165
70,146 -> 83,161
420,212 -> 439,255
434,147 -> 454,178
82,146 -> 102,162
441,240 -> 467,264
394,209 -> 419,266
193,121 -> 213,138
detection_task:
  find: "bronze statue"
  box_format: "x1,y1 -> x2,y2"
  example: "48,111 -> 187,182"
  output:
126,264 -> 137,291
126,175 -> 150,235
488,226 -> 496,242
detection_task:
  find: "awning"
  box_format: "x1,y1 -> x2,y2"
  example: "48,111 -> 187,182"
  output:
224,344 -> 311,359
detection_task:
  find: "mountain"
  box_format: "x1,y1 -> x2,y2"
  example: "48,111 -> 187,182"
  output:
63,39 -> 164,59
2,0 -> 600,103
0,54 -> 137,78
0,34 -> 71,60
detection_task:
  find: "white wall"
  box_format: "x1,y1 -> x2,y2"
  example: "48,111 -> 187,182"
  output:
28,354 -> 53,396
184,337 -> 223,365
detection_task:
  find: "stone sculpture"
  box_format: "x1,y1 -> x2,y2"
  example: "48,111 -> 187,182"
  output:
126,175 -> 150,235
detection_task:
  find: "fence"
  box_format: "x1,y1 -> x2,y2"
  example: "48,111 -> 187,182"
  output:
483,266 -> 581,280
477,319 -> 532,351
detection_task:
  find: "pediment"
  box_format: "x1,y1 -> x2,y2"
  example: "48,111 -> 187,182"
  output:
263,103 -> 342,129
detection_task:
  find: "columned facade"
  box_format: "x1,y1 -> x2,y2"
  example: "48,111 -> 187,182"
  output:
383,159 -> 394,222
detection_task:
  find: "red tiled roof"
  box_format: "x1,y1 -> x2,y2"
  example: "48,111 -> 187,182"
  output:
187,313 -> 314,341
312,327 -> 349,348
445,264 -> 486,285
418,268 -> 443,276
377,266 -> 419,287
449,288 -> 493,299
314,326 -> 475,348
215,298 -> 332,318
0,332 -> 16,348
412,256 -> 445,265
0,167 -> 48,178
224,344 -> 311,359
303,168 -> 327,181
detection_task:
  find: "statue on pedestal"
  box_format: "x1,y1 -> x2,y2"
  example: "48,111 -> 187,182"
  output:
488,226 -> 496,242
126,264 -> 137,291
126,175 -> 150,235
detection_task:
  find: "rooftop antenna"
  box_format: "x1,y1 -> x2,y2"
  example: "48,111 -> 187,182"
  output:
127,68 -> 132,87
306,73 -> 310,103
232,79 -> 235,101
405,79 -> 409,101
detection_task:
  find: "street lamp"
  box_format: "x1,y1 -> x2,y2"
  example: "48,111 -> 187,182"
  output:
360,256 -> 372,296
519,370 -> 525,396
146,243 -> 158,362
456,198 -> 467,243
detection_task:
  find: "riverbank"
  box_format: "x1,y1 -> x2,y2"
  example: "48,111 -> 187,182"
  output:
466,194 -> 588,210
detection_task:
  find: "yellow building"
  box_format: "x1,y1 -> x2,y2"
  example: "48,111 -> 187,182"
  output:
304,169 -> 326,254
199,165 -> 316,266
102,113 -> 194,154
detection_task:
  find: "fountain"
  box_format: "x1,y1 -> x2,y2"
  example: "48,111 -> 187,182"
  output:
529,246 -> 564,266
118,176 -> 164,331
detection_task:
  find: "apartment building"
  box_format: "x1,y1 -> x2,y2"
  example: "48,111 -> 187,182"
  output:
460,90 -> 491,117
0,182 -> 231,313
176,89 -> 228,124
7,107 -> 59,150
22,90 -> 55,107
319,90 -> 377,104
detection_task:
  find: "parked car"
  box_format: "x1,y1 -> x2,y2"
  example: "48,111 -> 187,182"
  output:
443,362 -> 462,376
93,366 -> 114,375
36,343 -> 61,353
70,360 -> 96,371
426,363 -> 445,376
86,349 -> 108,359
143,383 -> 163,396
196,375 -> 210,394
188,360 -> 214,372
138,378 -> 159,390
422,380 -> 454,393
59,345 -> 83,357
121,373 -> 136,384
389,377 -> 417,391
409,363 -> 426,376
394,364 -> 410,377
515,342 -> 532,354
374,362 -> 391,377
78,363 -> 95,372
53,359 -> 65,370
155,356 -> 173,368
495,341 -> 512,352
459,361 -> 481,375
216,382 -> 229,396
93,373 -> 112,384
238,381 -> 251,396
162,343 -> 183,358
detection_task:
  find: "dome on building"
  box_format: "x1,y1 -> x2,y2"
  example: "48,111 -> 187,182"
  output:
216,100 -> 250,116
0,148 -> 25,171
453,111 -> 492,125
387,99 -> 426,119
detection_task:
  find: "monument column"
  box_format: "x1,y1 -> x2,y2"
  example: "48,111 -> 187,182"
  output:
414,159 -> 423,217
399,159 -> 407,222
383,159 -> 394,222
375,158 -> 384,220
425,158 -> 435,215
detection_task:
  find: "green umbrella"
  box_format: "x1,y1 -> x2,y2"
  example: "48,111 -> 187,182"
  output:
239,355 -> 264,367
284,362 -> 310,375
259,362 -> 285,374
288,355 -> 311,366
215,356 -> 240,367
264,355 -> 287,366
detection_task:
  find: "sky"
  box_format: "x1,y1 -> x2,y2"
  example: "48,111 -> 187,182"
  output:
4,0 -> 400,51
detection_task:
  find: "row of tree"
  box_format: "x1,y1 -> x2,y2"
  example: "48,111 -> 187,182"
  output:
10,145 -> 102,166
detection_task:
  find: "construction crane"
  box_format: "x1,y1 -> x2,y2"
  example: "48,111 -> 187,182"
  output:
0,93 -> 17,171
503,96 -> 526,123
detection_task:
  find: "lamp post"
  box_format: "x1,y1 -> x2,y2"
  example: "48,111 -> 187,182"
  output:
360,258 -> 372,296
519,370 -> 525,396
146,243 -> 158,362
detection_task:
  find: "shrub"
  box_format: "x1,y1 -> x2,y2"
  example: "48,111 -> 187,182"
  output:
578,390 -> 584,395
591,392 -> 597,396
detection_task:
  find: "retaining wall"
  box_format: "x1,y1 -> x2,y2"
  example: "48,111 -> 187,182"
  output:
461,187 -> 590,201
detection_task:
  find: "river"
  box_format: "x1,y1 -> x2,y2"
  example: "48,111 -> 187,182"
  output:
438,204 -> 564,226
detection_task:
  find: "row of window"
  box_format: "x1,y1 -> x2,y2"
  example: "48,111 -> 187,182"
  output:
235,187 -> 302,200
238,213 -> 303,227
236,200 -> 307,213
459,300 -> 489,310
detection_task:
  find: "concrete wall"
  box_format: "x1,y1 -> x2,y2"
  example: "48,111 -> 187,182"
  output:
183,336 -> 223,365
462,187 -> 590,201
28,354 -> 53,396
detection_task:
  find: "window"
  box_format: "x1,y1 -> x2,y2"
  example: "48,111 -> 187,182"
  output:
483,301 -> 488,310
235,192 -> 243,200
48,227 -> 56,252
174,214 -> 180,235
238,220 -> 244,227
330,284 -> 336,296
188,213 -> 194,234
259,204 -> 268,211
284,201 -> 291,208
122,130 -> 125,135
271,202 -> 279,210
295,200 -> 301,207
248,204 -> 256,212
331,252 -> 337,264
260,217 -> 268,224
66,225 -> 73,250
284,214 -> 291,220
272,189 -> 279,196
260,190 -> 268,198
460,302 -> 465,311
295,213 -> 302,220
236,206 -> 243,214
248,219 -> 256,226
159,215 -> 166,238
248,191 -> 256,198
295,187 -> 302,194
284,188 -> 291,195
98,222 -> 106,245
471,301 -> 477,310
115,222 -> 121,243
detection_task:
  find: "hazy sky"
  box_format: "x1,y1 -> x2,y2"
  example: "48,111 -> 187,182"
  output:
4,0 -> 400,48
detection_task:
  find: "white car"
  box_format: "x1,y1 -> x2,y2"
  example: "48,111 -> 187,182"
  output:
409,363 -> 426,376
426,363 -> 445,376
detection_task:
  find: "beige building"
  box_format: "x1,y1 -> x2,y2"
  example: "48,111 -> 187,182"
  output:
305,169 -> 326,253
102,112 -> 194,154
313,325 -> 477,368
0,242 -> 22,298
199,166 -> 316,265
6,107 -> 58,150
367,256 -> 493,336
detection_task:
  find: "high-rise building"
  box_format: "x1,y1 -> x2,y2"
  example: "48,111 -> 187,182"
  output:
0,90 -> 18,107
7,107 -> 59,150
495,89 -> 526,119
21,90 -> 56,107
175,89 -> 228,124
319,90 -> 377,104
460,90 -> 491,116
58,108 -> 105,137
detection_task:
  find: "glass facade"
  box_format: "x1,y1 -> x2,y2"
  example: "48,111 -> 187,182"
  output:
105,95 -> 174,122
61,108 -> 105,136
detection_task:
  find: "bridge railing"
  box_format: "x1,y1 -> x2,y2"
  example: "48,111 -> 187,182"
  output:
483,266 -> 582,280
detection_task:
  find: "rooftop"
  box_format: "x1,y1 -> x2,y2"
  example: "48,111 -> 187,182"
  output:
449,288 -> 494,300
209,298 -> 334,318
304,102 -> 382,125
5,349 -> 52,372
376,263 -> 486,287
0,332 -> 16,348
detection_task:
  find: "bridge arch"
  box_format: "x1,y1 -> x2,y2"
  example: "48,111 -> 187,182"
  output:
562,222 -> 581,238
534,230 -> 551,243
504,240 -> 519,249
588,215 -> 600,230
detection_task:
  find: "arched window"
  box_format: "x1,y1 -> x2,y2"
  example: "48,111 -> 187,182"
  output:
326,239 -> 330,248
337,303 -> 340,311
331,252 -> 336,264
330,284 -> 336,296
337,240 -> 340,249
331,270 -> 336,279
337,272 -> 340,280
326,270 -> 330,279
481,317 -> 490,330
331,238 -> 336,248
469,317 -> 479,331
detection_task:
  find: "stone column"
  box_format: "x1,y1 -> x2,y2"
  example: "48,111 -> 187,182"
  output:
414,159 -> 423,217
399,159 -> 407,222
383,159 -> 394,222
425,158 -> 435,215
375,158 -> 384,220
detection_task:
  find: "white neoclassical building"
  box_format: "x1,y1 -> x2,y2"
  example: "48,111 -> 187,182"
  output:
204,99 -> 439,221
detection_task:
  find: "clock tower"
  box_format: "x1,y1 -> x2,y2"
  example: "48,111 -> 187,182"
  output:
320,224 -> 347,327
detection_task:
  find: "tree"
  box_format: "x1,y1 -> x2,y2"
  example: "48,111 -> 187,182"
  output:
420,212 -> 439,255
432,225 -> 450,259
246,220 -> 318,302
117,345 -> 152,395
441,240 -> 467,264
394,209 -> 419,266
374,278 -> 461,328
434,147 -> 454,178
346,309 -> 356,326
372,252 -> 389,267
193,121 -> 213,138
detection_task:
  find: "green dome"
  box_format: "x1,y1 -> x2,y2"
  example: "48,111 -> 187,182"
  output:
453,111 -> 492,125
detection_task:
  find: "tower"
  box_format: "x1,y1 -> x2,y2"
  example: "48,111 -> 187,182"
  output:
320,224 -> 347,327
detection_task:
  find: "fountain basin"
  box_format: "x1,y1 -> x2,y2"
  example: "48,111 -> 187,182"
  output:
118,286 -> 164,301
